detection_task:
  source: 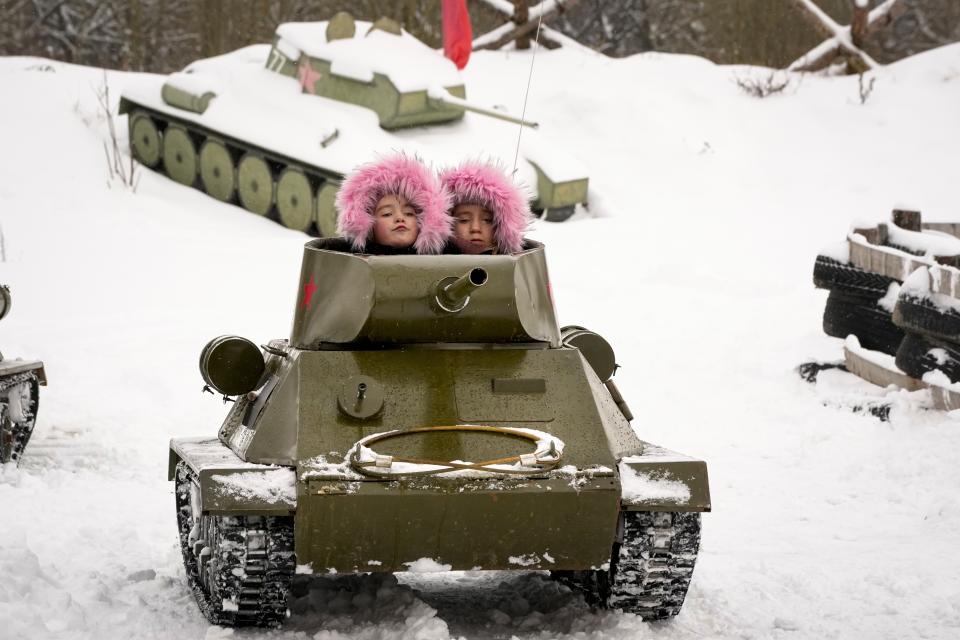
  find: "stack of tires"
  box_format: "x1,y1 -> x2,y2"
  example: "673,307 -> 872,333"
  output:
892,270 -> 960,384
813,254 -> 903,356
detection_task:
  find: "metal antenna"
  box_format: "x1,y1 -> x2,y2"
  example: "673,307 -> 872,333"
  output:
512,8 -> 545,176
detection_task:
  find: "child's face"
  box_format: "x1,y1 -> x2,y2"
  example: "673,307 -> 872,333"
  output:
452,203 -> 495,255
372,194 -> 419,248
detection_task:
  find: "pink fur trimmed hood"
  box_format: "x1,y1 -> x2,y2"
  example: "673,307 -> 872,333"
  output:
439,161 -> 531,254
335,154 -> 451,254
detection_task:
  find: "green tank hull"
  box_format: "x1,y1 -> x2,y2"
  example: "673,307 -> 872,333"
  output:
169,242 -> 710,626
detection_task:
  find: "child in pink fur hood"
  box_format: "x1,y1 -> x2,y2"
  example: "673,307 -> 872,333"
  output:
439,161 -> 532,255
335,154 -> 451,255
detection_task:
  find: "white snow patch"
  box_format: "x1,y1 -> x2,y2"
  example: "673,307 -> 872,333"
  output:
888,223 -> 960,258
403,558 -> 452,573
210,468 -> 297,506
877,282 -> 901,313
819,240 -> 850,263
618,461 -> 692,505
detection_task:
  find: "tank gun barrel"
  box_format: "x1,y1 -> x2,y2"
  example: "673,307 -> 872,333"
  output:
427,87 -> 539,129
434,267 -> 488,313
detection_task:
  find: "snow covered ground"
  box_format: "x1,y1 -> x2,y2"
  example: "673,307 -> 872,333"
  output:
2,39 -> 960,640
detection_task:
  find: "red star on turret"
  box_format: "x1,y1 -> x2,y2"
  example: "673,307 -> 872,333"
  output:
297,58 -> 323,95
302,276 -> 318,308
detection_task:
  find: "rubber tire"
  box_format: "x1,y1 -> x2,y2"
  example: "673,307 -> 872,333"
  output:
129,111 -> 162,168
822,290 -> 903,356
539,205 -> 576,222
199,138 -> 236,203
276,168 -> 314,231
315,182 -> 339,238
237,154 -> 274,216
893,294 -> 960,343
162,126 -> 198,187
895,331 -> 960,383
813,255 -> 899,297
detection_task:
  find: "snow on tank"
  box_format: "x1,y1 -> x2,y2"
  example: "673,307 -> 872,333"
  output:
118,13 -> 589,235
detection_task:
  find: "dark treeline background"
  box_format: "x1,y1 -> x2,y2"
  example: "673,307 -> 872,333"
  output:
0,0 -> 957,73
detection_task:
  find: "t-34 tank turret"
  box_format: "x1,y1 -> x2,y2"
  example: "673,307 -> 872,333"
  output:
120,13 -> 588,236
0,286 -> 46,464
169,240 -> 710,626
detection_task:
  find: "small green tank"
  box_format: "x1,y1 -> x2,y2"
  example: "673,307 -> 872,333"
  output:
168,241 -> 710,626
0,286 -> 47,465
119,14 -> 589,236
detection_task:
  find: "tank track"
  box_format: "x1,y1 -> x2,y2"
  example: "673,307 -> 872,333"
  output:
554,510 -> 701,620
0,371 -> 40,464
175,462 -> 296,626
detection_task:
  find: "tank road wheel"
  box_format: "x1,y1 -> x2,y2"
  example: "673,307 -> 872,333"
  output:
237,154 -> 274,216
162,125 -> 198,187
199,138 -> 236,203
276,168 -> 314,232
554,511 -> 701,620
315,182 -> 340,238
129,111 -> 162,168
0,372 -> 40,464
174,462 -> 295,626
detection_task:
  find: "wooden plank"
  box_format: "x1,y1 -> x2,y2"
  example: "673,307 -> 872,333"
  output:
843,343 -> 925,391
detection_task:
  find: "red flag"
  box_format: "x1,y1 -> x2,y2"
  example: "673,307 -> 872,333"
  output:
442,0 -> 472,70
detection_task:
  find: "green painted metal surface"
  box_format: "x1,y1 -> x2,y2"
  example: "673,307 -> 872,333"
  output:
172,240 -> 710,577
529,161 -> 590,210
162,125 -> 197,186
199,138 -> 235,202
315,182 -> 339,238
294,55 -> 465,130
276,168 -> 314,231
161,82 -> 216,114
237,153 -> 273,215
295,477 -> 619,572
130,111 -> 161,167
290,241 -> 561,347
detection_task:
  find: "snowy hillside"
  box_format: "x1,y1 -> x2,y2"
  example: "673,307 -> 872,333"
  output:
2,41 -> 960,640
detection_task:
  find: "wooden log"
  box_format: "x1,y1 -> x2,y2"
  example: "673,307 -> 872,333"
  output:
477,0 -> 580,51
892,208 -> 922,231
788,0 -> 904,73
850,0 -> 869,48
514,0 -> 530,50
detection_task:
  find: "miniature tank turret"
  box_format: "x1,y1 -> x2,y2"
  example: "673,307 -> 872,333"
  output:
0,286 -> 47,464
169,241 -> 710,626
119,14 -> 588,238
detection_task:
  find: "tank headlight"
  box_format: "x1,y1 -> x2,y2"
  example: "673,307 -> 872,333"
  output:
199,335 -> 265,396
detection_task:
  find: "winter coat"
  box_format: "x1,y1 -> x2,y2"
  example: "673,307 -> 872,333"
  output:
335,154 -> 451,255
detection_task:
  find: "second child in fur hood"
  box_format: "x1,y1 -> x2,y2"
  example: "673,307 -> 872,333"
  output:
440,161 -> 532,255
335,154 -> 451,255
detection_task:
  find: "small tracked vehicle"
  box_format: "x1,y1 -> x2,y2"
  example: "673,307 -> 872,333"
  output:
0,286 -> 47,464
169,240 -> 710,626
122,14 -> 589,235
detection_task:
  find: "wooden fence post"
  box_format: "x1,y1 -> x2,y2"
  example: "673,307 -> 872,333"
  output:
514,0 -> 530,50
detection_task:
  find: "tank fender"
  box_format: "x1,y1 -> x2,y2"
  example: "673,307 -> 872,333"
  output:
619,443 -> 711,513
169,437 -> 296,516
0,359 -> 46,385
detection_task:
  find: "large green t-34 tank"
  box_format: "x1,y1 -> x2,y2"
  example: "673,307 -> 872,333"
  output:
121,13 -> 589,233
0,286 -> 47,464
168,240 -> 710,627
